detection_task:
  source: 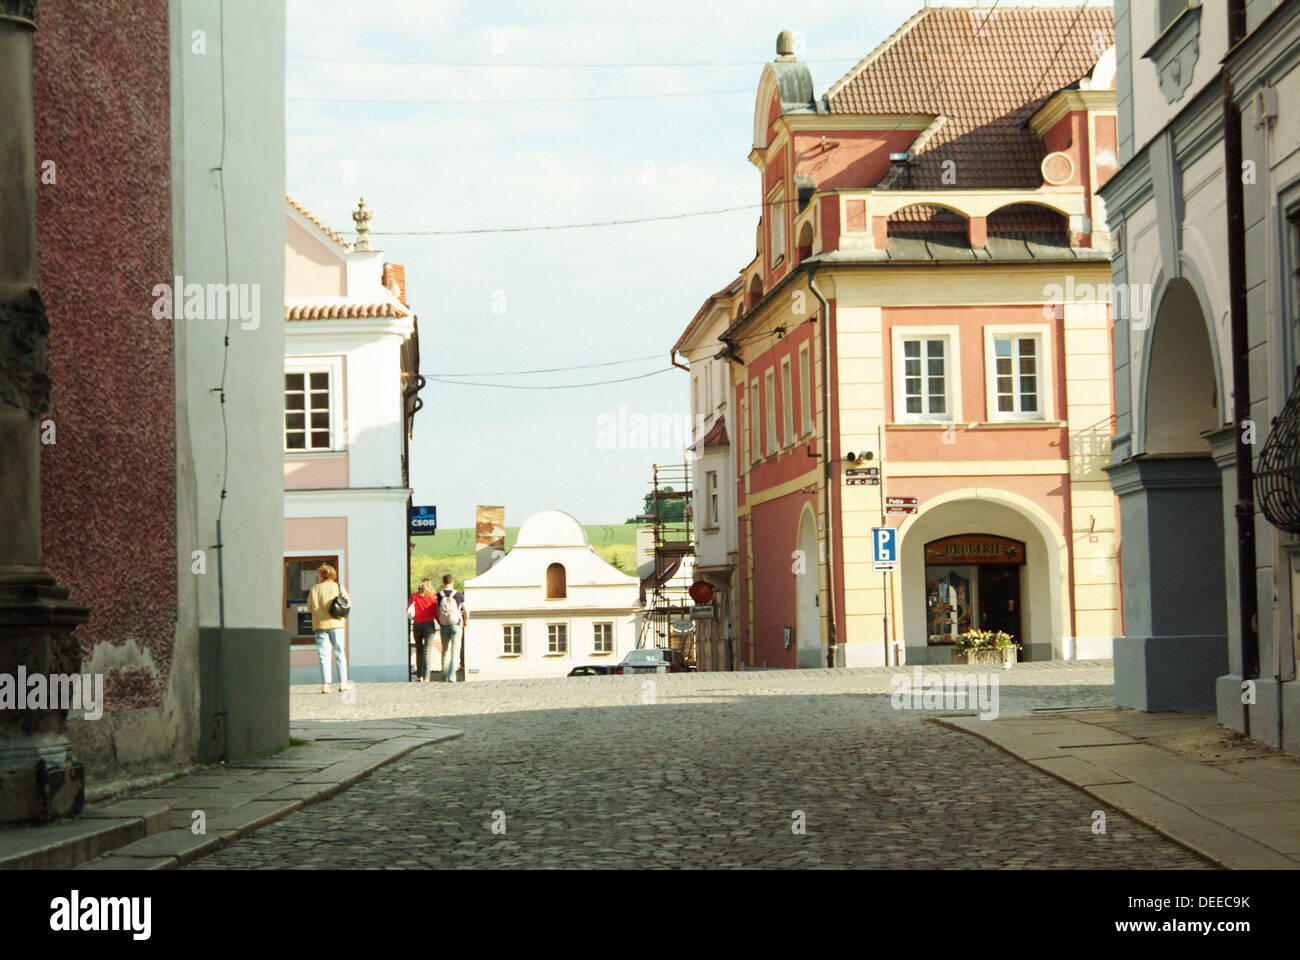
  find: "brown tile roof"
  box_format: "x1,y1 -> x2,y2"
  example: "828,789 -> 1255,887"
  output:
287,196 -> 353,250
825,6 -> 1114,190
285,302 -> 409,321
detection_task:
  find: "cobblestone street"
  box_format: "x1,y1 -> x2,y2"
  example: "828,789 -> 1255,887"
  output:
190,662 -> 1210,869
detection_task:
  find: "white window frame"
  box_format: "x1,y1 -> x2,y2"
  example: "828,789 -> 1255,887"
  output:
891,327 -> 961,424
502,623 -> 523,657
546,622 -> 569,656
765,369 -> 777,454
983,325 -> 1054,422
284,355 -> 345,453
750,378 -> 761,463
592,621 -> 614,655
799,344 -> 813,436
706,470 -> 719,526
780,358 -> 794,447
769,185 -> 786,266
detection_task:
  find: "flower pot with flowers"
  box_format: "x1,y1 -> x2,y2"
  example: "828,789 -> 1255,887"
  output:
951,629 -> 1019,666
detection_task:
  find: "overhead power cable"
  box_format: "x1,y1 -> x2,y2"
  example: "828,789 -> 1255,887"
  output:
287,87 -> 752,105
287,55 -> 862,68
361,194 -> 802,237
426,367 -> 675,389
435,353 -> 664,377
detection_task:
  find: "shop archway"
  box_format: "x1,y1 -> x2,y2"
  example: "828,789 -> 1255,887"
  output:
896,491 -> 1066,665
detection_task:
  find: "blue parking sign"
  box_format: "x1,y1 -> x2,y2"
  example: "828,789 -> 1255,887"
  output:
872,527 -> 897,566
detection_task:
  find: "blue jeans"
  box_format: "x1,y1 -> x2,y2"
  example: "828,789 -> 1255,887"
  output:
315,629 -> 347,684
440,624 -> 463,682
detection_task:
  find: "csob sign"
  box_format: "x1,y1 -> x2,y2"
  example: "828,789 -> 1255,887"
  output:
409,505 -> 438,536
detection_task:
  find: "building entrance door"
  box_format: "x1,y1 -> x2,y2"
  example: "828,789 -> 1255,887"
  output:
978,564 -> 1022,660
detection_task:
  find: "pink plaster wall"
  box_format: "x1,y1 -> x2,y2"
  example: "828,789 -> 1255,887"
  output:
34,0 -> 175,711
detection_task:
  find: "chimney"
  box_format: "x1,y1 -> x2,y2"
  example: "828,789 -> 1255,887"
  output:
382,263 -> 407,304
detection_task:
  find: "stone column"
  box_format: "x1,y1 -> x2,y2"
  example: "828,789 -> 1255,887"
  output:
0,0 -> 90,823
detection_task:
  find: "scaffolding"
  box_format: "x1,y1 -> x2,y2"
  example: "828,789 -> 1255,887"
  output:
638,461 -> 696,664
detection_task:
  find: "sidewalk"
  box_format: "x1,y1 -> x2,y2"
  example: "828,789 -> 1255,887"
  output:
936,708 -> 1300,869
0,718 -> 460,871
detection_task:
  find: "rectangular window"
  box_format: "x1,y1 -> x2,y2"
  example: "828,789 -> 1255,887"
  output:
900,337 -> 950,420
706,471 -> 719,526
770,190 -> 786,265
547,623 -> 568,654
284,369 -> 333,450
992,335 -> 1042,419
765,369 -> 777,454
799,345 -> 813,435
781,358 -> 794,446
502,624 -> 522,656
705,365 -> 713,413
750,378 -> 761,463
593,622 -> 613,654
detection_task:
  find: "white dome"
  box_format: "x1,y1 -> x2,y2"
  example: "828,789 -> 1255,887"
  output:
515,510 -> 589,547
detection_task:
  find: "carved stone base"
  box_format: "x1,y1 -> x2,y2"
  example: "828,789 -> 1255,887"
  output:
0,566 -> 90,824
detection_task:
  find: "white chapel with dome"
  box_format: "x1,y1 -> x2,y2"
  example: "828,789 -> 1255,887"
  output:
464,510 -> 641,679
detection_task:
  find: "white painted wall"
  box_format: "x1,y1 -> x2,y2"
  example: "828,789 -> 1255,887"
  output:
173,0 -> 285,631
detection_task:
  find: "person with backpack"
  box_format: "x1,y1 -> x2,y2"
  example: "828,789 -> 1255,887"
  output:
407,577 -> 440,682
435,573 -> 468,682
308,563 -> 353,694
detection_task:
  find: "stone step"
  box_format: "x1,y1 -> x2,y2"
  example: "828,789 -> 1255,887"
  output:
0,798 -> 172,870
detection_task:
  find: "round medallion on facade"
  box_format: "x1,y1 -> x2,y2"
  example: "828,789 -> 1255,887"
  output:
1041,151 -> 1075,186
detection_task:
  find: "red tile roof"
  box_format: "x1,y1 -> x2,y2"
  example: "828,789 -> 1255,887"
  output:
285,302 -> 409,321
287,196 -> 352,250
825,6 -> 1114,189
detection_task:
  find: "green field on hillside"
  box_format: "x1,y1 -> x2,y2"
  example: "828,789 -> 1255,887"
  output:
410,523 -> 640,591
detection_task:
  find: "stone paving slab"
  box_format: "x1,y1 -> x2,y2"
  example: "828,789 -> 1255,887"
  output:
0,813 -> 155,871
10,722 -> 463,870
937,713 -> 1300,869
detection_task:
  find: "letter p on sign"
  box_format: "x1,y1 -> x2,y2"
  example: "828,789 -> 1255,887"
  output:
872,527 -> 897,565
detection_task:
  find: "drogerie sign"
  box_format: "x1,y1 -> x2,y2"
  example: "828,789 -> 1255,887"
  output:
923,535 -> 1025,565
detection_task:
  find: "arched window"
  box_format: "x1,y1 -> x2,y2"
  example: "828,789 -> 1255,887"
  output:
546,563 -> 566,599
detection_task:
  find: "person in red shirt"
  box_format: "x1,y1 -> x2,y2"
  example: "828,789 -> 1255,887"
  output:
407,578 -> 440,682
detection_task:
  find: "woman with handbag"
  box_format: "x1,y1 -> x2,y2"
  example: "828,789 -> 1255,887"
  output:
308,563 -> 352,694
407,577 -> 440,682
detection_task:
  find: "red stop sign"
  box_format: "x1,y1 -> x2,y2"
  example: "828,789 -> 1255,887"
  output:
689,580 -> 714,604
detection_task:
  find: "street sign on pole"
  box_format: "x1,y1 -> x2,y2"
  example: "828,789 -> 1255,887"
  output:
872,526 -> 898,572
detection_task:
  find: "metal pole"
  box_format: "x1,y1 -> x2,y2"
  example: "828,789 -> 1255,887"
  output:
1223,64 -> 1260,738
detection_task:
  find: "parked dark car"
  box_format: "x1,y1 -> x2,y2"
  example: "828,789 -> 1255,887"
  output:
567,664 -> 619,677
615,648 -> 692,674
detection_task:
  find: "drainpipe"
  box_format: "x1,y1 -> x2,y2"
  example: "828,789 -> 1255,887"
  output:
670,348 -> 690,373
1223,59 -> 1260,738
807,269 -> 839,662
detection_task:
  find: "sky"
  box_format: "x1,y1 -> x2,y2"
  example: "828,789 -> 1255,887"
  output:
285,0 -> 1106,529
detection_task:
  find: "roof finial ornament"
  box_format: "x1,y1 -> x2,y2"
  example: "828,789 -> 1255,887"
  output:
352,196 -> 373,251
776,29 -> 796,60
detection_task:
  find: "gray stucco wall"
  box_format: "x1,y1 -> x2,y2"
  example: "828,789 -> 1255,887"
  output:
198,627 -> 289,763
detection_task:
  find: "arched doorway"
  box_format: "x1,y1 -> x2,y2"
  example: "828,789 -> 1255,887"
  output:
1109,275 -> 1229,711
898,495 -> 1062,665
1144,278 -> 1219,454
795,507 -> 821,667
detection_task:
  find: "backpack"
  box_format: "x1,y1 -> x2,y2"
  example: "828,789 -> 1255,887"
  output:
329,584 -> 351,619
436,589 -> 462,626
